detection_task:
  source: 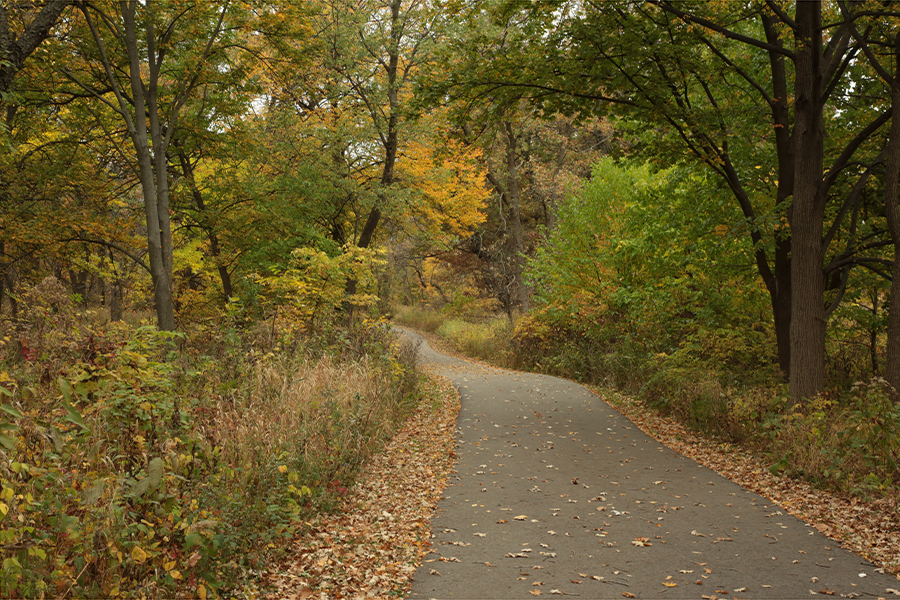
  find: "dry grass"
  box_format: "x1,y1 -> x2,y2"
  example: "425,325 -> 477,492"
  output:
217,353 -> 410,482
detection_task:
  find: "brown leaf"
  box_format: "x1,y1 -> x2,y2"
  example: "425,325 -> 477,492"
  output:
631,537 -> 651,547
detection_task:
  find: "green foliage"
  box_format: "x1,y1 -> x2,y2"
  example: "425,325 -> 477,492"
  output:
0,285 -> 420,598
763,380 -> 900,495
522,158 -> 774,383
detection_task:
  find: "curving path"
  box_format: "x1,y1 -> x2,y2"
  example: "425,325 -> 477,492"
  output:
405,331 -> 899,600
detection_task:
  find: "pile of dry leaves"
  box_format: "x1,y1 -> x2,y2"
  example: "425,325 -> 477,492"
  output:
257,373 -> 460,599
599,387 -> 900,577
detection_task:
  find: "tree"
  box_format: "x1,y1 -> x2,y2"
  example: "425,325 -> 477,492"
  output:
0,0 -> 70,98
838,2 -> 900,395
435,0 -> 895,399
55,0 -> 293,329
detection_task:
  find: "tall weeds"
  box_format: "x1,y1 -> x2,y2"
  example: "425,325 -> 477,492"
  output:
0,279 -> 421,598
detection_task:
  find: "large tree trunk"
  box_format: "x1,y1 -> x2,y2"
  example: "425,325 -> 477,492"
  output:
789,1 -> 826,400
763,14 -> 795,379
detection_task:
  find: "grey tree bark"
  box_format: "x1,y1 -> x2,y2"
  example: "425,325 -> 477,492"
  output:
788,0 -> 826,401
70,0 -> 229,331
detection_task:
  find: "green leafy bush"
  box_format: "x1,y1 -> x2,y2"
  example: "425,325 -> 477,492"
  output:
0,278 -> 420,598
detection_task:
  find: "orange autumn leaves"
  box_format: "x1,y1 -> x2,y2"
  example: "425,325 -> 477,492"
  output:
396,138 -> 488,249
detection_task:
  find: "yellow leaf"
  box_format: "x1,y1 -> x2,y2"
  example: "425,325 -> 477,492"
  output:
663,581 -> 678,587
198,585 -> 207,599
131,545 -> 149,564
0,502 -> 8,516
170,570 -> 182,580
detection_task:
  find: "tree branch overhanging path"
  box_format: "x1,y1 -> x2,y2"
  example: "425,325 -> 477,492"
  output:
404,331 -> 900,598
434,0 -> 900,402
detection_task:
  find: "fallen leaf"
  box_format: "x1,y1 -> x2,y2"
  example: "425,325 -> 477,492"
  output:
632,536 -> 652,547
735,587 -> 747,592
530,591 -> 542,597
429,569 -> 440,576
497,519 -> 508,524
663,582 -> 677,587
818,589 -> 835,596
515,515 -> 528,520
623,593 -> 636,599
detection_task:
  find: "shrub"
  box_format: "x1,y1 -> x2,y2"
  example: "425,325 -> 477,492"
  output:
0,281 -> 420,598
437,317 -> 513,363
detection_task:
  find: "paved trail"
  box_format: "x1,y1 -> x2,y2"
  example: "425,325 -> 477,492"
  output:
405,332 -> 898,600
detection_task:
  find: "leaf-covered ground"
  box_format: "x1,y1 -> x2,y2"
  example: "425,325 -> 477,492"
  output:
258,373 -> 461,599
597,387 -> 900,577
255,334 -> 898,599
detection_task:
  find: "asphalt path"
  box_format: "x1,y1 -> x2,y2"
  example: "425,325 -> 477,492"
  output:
404,330 -> 899,600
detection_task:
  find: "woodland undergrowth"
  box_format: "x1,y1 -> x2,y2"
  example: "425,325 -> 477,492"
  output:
0,277 -> 421,599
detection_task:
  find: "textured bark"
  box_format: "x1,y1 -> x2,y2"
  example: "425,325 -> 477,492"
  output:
789,1 -> 826,400
0,0 -> 71,94
763,14 -> 795,379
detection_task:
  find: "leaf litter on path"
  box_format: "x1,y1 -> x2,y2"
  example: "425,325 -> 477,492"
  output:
598,386 -> 900,577
258,372 -> 460,599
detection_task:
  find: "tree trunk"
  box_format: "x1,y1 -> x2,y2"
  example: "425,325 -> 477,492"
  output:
119,3 -> 175,330
789,1 -> 826,401
0,0 -> 71,94
107,248 -> 124,322
176,148 -> 233,299
348,0 -> 402,300
763,14 -> 795,379
772,240 -> 792,379
503,121 -> 530,313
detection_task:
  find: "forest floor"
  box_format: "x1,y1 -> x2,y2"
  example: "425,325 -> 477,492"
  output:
254,328 -> 899,599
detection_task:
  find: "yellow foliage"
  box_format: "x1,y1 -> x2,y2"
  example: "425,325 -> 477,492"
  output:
397,138 -> 488,247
